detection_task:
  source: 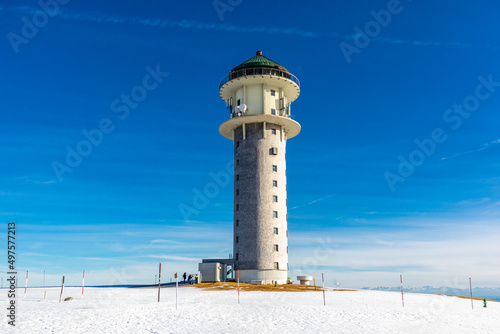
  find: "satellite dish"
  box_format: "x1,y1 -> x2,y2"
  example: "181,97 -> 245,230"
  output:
238,104 -> 247,112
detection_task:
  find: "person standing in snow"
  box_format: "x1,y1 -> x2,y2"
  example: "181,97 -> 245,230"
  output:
183,272 -> 187,283
188,274 -> 193,284
195,274 -> 198,284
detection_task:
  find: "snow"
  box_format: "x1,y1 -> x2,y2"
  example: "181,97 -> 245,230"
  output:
2,286 -> 499,333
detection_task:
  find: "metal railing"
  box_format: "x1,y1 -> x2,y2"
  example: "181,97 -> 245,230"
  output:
229,110 -> 291,119
219,67 -> 300,90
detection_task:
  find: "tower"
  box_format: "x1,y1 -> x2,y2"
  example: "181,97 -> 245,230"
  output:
219,51 -> 301,284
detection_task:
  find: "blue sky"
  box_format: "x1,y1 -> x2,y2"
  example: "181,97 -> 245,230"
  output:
1,0 -> 499,289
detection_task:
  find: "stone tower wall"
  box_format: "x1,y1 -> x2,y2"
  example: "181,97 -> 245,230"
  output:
233,122 -> 288,272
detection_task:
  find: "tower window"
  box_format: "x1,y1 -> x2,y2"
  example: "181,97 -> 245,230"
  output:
236,159 -> 239,166
235,253 -> 239,260
236,219 -> 239,226
272,129 -> 276,135
273,180 -> 278,187
274,262 -> 279,270
236,141 -> 239,147
273,227 -> 278,235
236,204 -> 239,211
273,211 -> 278,218
273,195 -> 278,202
236,189 -> 239,196
236,236 -> 239,243
271,109 -> 276,115
271,90 -> 276,96
271,147 -> 278,155
237,99 -> 241,106
272,165 -> 277,172
273,244 -> 279,252
236,174 -> 240,181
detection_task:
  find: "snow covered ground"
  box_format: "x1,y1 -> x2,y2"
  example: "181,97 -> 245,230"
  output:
2,286 -> 499,333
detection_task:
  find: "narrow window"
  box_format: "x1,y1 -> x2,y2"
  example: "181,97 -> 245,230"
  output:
271,90 -> 276,96
273,211 -> 278,218
271,108 -> 276,115
236,189 -> 239,196
236,159 -> 239,166
272,165 -> 277,172
236,219 -> 239,226
273,227 -> 278,235
273,244 -> 279,252
273,180 -> 278,187
236,141 -> 240,147
237,99 -> 241,106
236,174 -> 240,181
274,262 -> 279,270
272,129 -> 276,135
236,204 -> 239,211
236,236 -> 239,243
273,195 -> 278,202
236,253 -> 239,260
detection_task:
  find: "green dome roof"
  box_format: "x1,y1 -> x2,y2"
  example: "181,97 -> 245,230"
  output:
231,51 -> 289,72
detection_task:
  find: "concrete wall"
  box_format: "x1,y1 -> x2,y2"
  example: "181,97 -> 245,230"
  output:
233,122 -> 288,273
198,262 -> 225,282
234,83 -> 287,116
238,269 -> 288,285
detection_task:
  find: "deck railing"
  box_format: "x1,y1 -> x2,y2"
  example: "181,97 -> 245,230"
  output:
219,67 -> 300,90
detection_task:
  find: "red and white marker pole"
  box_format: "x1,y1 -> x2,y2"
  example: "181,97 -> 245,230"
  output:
400,274 -> 405,307
469,277 -> 473,310
24,270 -> 28,295
82,270 -> 85,298
237,269 -> 240,304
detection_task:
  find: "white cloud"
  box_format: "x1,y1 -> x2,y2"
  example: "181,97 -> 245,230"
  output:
146,255 -> 200,262
442,139 -> 500,161
288,220 -> 500,288
9,5 -> 316,38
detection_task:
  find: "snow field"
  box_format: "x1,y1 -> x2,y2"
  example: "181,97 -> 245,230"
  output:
2,286 -> 498,333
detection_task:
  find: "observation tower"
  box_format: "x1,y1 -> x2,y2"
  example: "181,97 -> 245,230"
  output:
218,51 -> 301,284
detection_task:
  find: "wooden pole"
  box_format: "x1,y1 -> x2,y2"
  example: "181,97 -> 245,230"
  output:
44,291 -> 46,300
175,272 -> 178,310
59,276 -> 65,303
157,263 -> 162,302
314,278 -> 317,290
469,277 -> 473,310
237,269 -> 240,304
400,274 -> 405,307
322,273 -> 326,306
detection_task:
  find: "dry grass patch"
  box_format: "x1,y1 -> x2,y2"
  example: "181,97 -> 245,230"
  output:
194,282 -> 357,292
440,294 -> 499,302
